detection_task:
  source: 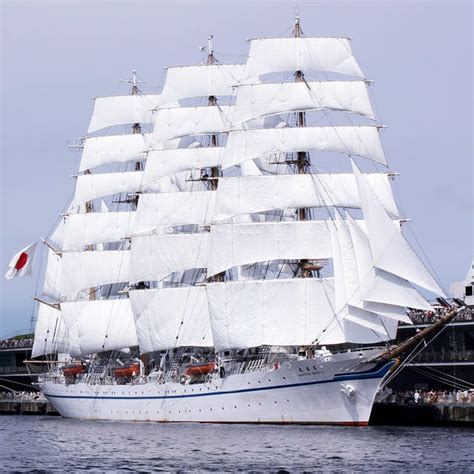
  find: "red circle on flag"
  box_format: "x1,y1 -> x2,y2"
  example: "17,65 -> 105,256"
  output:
15,252 -> 28,270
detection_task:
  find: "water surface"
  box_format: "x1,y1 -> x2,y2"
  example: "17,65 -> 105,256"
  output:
1,416 -> 473,472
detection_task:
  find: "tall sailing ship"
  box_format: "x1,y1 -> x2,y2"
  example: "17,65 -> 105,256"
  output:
27,17 -> 453,425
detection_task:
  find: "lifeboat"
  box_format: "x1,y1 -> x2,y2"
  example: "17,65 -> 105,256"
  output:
114,363 -> 140,378
184,362 -> 216,377
62,363 -> 86,377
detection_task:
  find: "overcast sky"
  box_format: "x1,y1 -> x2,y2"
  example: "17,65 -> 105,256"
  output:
1,0 -> 472,337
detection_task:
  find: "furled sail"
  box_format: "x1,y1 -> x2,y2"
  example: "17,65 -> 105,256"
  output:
61,212 -> 136,251
31,303 -> 69,358
223,126 -> 386,167
232,81 -> 375,124
213,173 -> 399,221
160,64 -> 245,103
87,95 -> 162,134
207,278 -> 336,351
61,299 -> 138,357
129,287 -> 213,353
208,220 -> 333,276
352,162 -> 445,296
130,233 -> 209,283
79,134 -> 151,172
243,37 -> 364,80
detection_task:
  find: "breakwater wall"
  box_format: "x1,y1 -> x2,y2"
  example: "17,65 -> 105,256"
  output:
371,403 -> 474,427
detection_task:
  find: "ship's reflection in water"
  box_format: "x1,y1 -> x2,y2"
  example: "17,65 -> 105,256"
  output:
1,417 -> 472,471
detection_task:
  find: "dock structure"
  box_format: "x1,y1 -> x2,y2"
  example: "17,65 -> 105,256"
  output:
371,402 -> 474,427
0,399 -> 58,416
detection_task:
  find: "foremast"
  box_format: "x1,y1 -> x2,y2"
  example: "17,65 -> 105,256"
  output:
31,73 -> 165,361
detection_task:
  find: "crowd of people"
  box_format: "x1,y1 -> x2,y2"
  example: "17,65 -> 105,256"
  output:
0,337 -> 34,350
406,306 -> 473,325
379,388 -> 474,405
0,390 -> 46,401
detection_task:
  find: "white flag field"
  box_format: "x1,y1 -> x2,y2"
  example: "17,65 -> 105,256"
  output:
4,241 -> 38,280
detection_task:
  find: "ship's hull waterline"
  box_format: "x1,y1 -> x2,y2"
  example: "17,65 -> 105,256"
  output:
41,354 -> 394,425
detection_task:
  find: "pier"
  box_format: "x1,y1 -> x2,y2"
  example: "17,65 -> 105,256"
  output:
0,399 -> 58,416
371,402 -> 474,427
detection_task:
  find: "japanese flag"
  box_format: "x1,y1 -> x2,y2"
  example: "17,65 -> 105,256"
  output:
5,242 -> 38,280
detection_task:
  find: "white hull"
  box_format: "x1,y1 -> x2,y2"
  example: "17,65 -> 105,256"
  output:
41,352 -> 394,425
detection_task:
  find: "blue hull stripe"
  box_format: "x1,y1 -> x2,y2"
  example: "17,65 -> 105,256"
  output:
44,361 -> 394,401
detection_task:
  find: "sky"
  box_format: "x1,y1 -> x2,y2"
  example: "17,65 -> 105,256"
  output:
0,0 -> 472,337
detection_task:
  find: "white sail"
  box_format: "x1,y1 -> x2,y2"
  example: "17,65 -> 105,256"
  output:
142,147 -> 224,184
208,220 -> 333,276
160,64 -> 245,103
43,249 -> 62,300
129,287 -> 213,353
130,233 -> 209,283
60,251 -> 130,298
213,173 -> 399,222
352,162 -> 445,296
152,105 -> 233,143
73,171 -> 143,207
207,278 -> 336,351
62,212 -> 136,251
135,191 -> 217,232
233,81 -> 375,124
243,37 -> 364,80
61,299 -> 138,357
224,126 -> 386,167
79,134 -> 151,172
48,216 -> 67,251
31,303 -> 69,358
346,214 -> 431,312
334,213 -> 414,326
326,221 -> 397,343
87,95 -> 162,134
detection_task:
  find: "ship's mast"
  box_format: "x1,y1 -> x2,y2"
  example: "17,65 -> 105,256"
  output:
206,35 -> 225,283
122,70 -> 146,171
293,14 -> 312,278
207,35 -> 219,189
84,170 -> 97,300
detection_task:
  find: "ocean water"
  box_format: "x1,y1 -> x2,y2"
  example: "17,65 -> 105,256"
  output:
1,416 -> 473,472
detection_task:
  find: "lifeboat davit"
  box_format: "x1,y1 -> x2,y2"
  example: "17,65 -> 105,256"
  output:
62,363 -> 86,377
184,362 -> 216,377
114,363 -> 140,378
